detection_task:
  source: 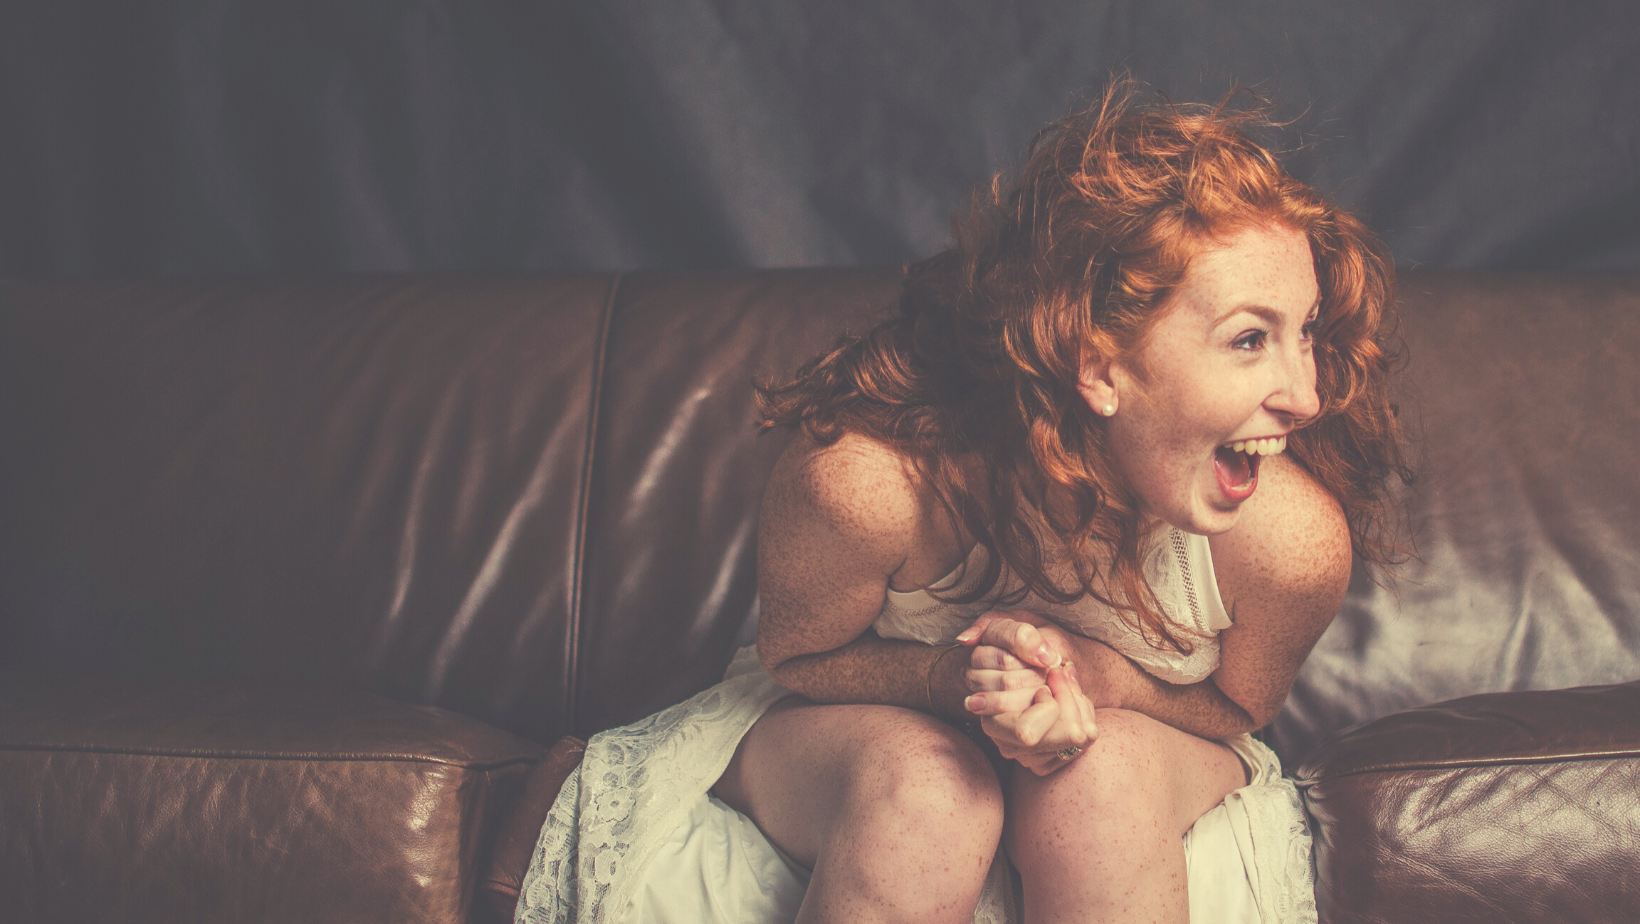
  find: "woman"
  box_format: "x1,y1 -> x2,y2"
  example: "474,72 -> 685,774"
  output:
517,85 -> 1405,924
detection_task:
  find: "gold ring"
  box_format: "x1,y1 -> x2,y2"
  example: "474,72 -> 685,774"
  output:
1057,746 -> 1083,761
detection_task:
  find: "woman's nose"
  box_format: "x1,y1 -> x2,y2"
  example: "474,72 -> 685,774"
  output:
1268,349 -> 1321,421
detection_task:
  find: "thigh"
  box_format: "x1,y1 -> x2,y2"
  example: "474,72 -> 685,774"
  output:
1003,710 -> 1246,924
1009,707 -> 1246,839
712,697 -> 1002,868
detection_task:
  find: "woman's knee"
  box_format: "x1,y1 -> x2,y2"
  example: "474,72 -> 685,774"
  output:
1084,707 -> 1169,786
837,710 -> 1004,844
1012,707 -> 1239,840
1019,709 -> 1174,814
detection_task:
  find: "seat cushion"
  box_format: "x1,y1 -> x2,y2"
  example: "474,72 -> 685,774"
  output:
1295,681 -> 1640,924
0,676 -> 542,924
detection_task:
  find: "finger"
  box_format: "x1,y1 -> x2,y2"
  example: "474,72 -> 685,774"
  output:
963,686 -> 1046,716
1025,757 -> 1062,777
1013,745 -> 1068,777
1045,666 -> 1093,749
965,667 -> 1050,693
1067,662 -> 1100,743
980,619 -> 1058,669
955,611 -> 1007,645
978,685 -> 1056,748
1011,686 -> 1061,747
966,645 -> 1030,672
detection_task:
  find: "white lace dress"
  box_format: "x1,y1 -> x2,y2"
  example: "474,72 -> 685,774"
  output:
516,527 -> 1318,924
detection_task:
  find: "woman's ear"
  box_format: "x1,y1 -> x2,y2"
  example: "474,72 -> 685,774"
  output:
1078,345 -> 1120,417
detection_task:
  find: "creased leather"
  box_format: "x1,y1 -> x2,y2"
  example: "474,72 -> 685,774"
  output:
1269,273 -> 1640,766
1296,681 -> 1640,924
572,268 -> 899,736
0,275 -> 615,746
0,677 -> 541,924
5,270 -> 1640,924
478,736 -> 588,924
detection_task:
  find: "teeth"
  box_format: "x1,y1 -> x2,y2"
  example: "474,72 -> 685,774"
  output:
1223,436 -> 1288,456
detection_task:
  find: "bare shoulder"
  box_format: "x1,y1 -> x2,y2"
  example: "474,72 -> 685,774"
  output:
756,430 -> 935,664
1205,455 -> 1352,727
762,430 -> 923,562
1209,453 -> 1351,614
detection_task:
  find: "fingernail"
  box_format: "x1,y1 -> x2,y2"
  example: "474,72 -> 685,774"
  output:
1037,644 -> 1053,664
964,695 -> 984,711
956,628 -> 978,643
1067,662 -> 1080,682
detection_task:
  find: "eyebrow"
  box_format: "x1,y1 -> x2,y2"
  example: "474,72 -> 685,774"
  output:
1212,299 -> 1322,327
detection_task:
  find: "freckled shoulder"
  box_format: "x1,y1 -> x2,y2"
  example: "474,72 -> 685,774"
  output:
1207,453 -> 1353,726
761,431 -> 923,561
1210,453 -> 1351,617
755,431 -> 931,663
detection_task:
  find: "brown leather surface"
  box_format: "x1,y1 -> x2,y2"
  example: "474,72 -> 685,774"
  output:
10,270 -> 1634,756
5,270 -> 1640,920
572,268 -> 899,735
0,274 -> 616,745
0,677 -> 541,924
477,736 -> 588,924
1297,681 -> 1640,923
1269,272 -> 1640,765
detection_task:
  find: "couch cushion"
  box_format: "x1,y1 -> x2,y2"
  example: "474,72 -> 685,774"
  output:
1295,680 -> 1640,924
0,275 -> 616,745
571,268 -> 899,735
1269,272 -> 1640,764
0,677 -> 542,924
477,736 -> 587,924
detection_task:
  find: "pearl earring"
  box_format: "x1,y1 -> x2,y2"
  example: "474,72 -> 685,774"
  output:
1101,404 -> 1115,417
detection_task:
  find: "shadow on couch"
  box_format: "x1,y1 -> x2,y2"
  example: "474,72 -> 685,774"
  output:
2,270 -> 1636,923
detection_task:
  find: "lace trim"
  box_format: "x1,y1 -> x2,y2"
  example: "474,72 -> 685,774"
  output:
1227,735 -> 1319,924
1168,527 -> 1205,631
515,664 -> 792,924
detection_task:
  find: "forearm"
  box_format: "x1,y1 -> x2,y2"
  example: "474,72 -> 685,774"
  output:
1071,636 -> 1259,740
766,629 -> 974,722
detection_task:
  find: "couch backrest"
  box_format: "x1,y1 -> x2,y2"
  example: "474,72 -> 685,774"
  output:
1269,272 -> 1640,759
3,270 -> 1637,759
0,270 -> 894,745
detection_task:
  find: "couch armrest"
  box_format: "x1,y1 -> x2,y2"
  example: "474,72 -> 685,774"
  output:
476,736 -> 587,924
1294,681 -> 1640,924
0,676 -> 544,924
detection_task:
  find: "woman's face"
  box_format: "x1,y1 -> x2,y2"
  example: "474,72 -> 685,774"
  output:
1092,222 -> 1322,535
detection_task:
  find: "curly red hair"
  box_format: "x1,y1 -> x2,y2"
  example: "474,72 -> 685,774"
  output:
760,83 -> 1409,653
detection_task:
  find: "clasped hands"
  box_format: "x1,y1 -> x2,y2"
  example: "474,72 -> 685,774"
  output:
955,609 -> 1101,775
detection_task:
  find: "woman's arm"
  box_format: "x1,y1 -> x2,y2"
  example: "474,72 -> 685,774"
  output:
754,433 -> 975,719
965,454 -> 1352,740
756,433 -> 1093,762
1202,452 -> 1353,729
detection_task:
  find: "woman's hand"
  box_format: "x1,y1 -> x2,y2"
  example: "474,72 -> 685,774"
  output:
956,610 -> 1099,775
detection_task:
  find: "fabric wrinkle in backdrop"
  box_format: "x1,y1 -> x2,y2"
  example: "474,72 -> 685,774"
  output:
1,1 -> 1637,277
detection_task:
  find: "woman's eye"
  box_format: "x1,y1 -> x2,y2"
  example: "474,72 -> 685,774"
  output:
1300,319 -> 1319,342
1232,330 -> 1267,351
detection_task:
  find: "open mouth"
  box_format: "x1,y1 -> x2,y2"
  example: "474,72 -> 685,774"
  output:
1212,436 -> 1286,501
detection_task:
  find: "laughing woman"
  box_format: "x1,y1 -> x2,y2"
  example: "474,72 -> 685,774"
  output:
517,85 -> 1407,924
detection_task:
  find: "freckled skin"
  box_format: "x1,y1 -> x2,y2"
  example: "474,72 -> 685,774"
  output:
713,224 -> 1353,923
1084,224 -> 1323,535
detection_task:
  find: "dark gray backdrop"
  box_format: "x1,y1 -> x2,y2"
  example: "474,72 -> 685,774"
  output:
2,1 -> 1637,277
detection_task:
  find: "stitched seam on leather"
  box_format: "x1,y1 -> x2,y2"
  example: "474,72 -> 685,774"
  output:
0,744 -> 543,768
565,272 -> 620,736
1297,747 -> 1640,785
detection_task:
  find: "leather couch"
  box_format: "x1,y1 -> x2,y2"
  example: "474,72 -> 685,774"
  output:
2,270 -> 1636,924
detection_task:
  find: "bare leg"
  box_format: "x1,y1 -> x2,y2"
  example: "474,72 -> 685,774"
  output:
1006,708 -> 1246,924
714,698 -> 1004,924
